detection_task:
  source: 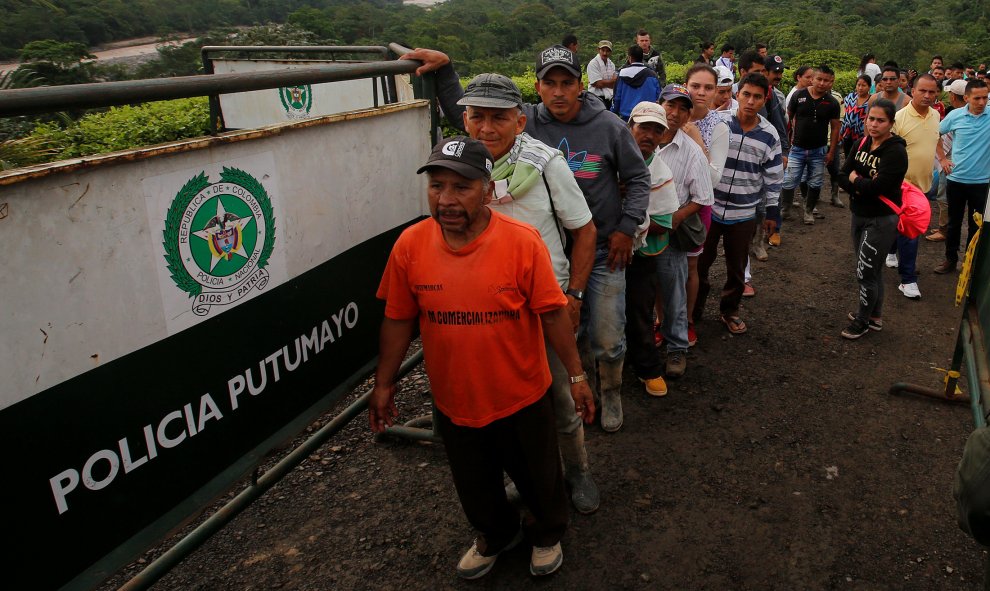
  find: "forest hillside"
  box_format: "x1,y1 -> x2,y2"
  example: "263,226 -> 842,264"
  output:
1,0 -> 987,72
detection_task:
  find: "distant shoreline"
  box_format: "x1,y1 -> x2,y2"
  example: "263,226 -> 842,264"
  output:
0,35 -> 198,73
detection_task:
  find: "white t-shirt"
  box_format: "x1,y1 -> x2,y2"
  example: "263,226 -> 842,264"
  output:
716,56 -> 735,81
863,63 -> 881,81
587,55 -> 616,100
490,139 -> 593,288
634,153 -> 680,250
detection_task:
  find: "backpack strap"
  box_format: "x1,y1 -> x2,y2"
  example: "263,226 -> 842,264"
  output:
542,174 -> 567,248
877,194 -> 902,215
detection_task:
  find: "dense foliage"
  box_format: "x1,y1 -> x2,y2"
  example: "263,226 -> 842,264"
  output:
28,97 -> 210,160
2,0 -> 986,167
2,0 -> 988,72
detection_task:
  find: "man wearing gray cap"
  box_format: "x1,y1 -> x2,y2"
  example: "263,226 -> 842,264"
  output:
587,40 -> 617,111
455,72 -> 601,515
371,136 -> 594,579
403,44 -> 651,435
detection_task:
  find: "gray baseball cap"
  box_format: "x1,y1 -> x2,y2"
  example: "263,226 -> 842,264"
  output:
456,73 -> 523,109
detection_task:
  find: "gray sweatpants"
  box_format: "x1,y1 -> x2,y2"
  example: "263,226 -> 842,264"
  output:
851,213 -> 899,321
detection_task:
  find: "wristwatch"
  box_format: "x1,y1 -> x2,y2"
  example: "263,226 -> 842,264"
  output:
569,373 -> 588,384
565,288 -> 584,301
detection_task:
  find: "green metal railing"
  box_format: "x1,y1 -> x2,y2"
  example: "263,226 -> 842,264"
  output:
119,350 -> 425,591
890,204 -> 990,428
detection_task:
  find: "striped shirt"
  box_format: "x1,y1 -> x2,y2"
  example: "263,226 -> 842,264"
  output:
657,129 -> 714,208
712,110 -> 784,223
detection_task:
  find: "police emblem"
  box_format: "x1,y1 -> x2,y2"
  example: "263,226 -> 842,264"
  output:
278,84 -> 313,119
162,168 -> 276,316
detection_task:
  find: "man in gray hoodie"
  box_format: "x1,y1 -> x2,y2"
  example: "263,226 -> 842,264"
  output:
403,45 -> 651,436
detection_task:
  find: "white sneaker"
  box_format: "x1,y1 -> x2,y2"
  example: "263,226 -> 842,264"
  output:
530,542 -> 564,576
456,531 -> 523,579
885,254 -> 898,268
899,282 -> 921,299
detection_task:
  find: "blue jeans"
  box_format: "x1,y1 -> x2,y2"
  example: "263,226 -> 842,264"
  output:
890,234 -> 919,284
655,246 -> 689,353
578,248 -> 627,399
783,145 -> 827,190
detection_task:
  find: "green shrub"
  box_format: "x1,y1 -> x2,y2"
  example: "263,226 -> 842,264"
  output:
831,70 -> 860,97
510,69 -> 540,104
666,62 -> 687,84
30,97 -> 210,161
788,50 -> 861,71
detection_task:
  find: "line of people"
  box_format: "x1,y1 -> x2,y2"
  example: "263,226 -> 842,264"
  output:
367,40 -> 990,580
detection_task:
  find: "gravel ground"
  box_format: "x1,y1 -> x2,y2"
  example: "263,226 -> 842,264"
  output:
101,194 -> 987,590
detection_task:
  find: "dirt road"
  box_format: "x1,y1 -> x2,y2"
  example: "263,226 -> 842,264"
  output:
0,36 -> 196,73
101,197 -> 986,590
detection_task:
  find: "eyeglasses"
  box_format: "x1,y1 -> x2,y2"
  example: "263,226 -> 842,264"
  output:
881,77 -> 898,81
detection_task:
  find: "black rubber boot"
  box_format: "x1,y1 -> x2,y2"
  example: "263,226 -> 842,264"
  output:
781,187 -> 796,220
804,186 -> 822,224
830,181 -> 844,207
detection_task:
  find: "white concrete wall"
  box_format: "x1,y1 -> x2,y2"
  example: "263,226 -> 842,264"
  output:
0,103 -> 430,407
215,59 -> 415,128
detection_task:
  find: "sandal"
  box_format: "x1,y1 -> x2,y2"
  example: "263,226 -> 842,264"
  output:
720,315 -> 748,335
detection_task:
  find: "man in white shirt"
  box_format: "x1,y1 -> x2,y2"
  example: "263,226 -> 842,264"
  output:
655,84 -> 715,378
716,44 -> 735,81
587,40 -> 617,111
455,73 -> 601,514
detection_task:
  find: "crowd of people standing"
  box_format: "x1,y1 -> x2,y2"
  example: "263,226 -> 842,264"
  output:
366,35 -> 990,581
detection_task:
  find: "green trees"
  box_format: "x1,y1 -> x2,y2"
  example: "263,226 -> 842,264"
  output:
1,0 -> 988,72
2,0 -> 989,168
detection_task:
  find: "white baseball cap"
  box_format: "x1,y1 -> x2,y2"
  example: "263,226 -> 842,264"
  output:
629,102 -> 669,127
714,65 -> 734,87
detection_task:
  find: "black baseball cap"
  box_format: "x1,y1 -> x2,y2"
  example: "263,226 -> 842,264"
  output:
457,73 -> 523,108
417,136 -> 494,180
536,45 -> 582,79
765,54 -> 786,72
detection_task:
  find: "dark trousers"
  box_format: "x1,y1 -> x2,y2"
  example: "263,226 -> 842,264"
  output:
435,394 -> 567,553
945,180 -> 990,263
851,213 -> 899,320
624,253 -> 664,379
697,218 -> 757,319
826,146 -> 840,181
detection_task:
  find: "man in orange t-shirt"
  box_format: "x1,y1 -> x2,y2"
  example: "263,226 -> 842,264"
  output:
370,137 -> 594,579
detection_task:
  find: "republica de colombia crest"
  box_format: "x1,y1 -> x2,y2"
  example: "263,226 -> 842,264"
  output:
163,167 -> 276,316
278,84 -> 313,119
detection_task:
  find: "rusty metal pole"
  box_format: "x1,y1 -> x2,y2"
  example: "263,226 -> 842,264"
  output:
0,60 -> 419,117
117,350 -> 424,591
